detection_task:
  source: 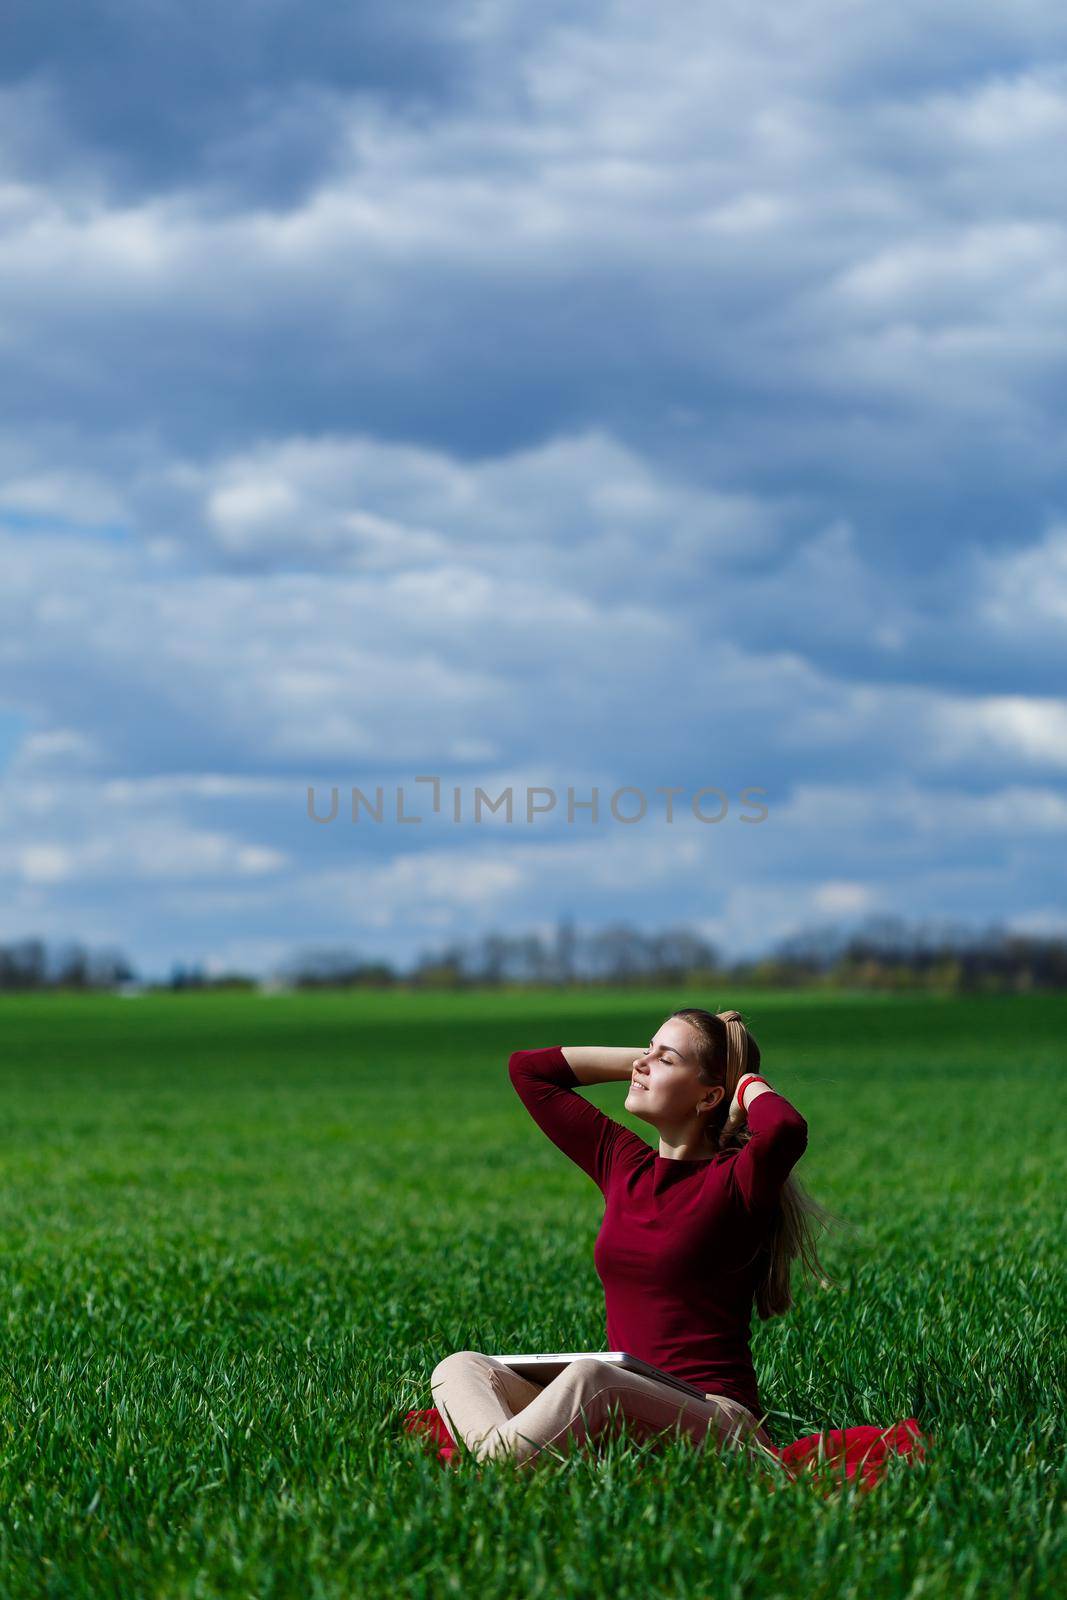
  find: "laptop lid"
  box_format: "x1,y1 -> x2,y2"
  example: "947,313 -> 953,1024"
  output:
492,1351 -> 710,1403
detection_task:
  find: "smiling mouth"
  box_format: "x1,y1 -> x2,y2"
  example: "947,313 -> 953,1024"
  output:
631,1080 -> 649,1091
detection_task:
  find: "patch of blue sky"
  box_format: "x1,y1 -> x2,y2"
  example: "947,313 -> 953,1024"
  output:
0,710 -> 30,771
0,510 -> 132,543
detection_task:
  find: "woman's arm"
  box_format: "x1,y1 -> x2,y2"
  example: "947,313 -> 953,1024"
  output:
724,1074 -> 775,1131
726,1082 -> 808,1215
508,1046 -> 648,1191
560,1046 -> 644,1085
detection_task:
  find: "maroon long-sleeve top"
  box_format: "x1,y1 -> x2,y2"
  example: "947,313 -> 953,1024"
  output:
508,1046 -> 808,1428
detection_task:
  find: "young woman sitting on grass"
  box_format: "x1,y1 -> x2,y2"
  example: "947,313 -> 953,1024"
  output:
431,1007 -> 834,1470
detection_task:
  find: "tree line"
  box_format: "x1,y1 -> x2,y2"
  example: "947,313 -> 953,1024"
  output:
2,914 -> 1066,993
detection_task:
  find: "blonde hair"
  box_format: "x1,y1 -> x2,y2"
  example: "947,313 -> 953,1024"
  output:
669,1006 -> 842,1319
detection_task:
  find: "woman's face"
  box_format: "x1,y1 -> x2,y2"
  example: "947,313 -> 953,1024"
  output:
624,1017 -> 721,1125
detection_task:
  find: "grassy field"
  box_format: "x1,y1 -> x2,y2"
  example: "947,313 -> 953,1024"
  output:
0,986 -> 1063,1598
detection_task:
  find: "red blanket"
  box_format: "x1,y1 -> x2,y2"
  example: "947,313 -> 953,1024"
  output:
401,1406 -> 929,1492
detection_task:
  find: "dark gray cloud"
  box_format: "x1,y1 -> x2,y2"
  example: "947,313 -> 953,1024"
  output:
2,1 -> 483,203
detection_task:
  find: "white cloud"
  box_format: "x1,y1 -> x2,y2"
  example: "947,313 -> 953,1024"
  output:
812,880 -> 875,915
9,727 -> 103,773
889,64 -> 1067,157
160,426 -> 783,578
778,778 -> 1067,835
1005,906 -> 1067,938
0,467 -> 124,526
928,694 -> 1067,769
98,773 -> 295,802
832,221 -> 1062,321
0,765 -> 290,887
974,523 -> 1067,635
19,844 -> 74,884
26,827 -> 288,883
349,850 -> 528,927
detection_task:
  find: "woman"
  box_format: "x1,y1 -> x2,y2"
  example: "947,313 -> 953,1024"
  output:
431,1007 -> 834,1470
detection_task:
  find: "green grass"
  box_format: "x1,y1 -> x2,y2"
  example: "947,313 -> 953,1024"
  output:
0,986 -> 1063,1598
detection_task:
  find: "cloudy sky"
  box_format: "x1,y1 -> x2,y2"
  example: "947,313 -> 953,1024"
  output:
2,0 -> 1066,980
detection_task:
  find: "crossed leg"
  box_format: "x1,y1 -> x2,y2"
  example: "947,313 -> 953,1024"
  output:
430,1351 -> 773,1470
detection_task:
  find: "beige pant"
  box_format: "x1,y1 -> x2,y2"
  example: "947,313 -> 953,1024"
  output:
430,1350 -> 775,1470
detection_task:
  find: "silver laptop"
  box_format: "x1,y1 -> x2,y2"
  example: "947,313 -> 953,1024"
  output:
492,1351 -> 710,1403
